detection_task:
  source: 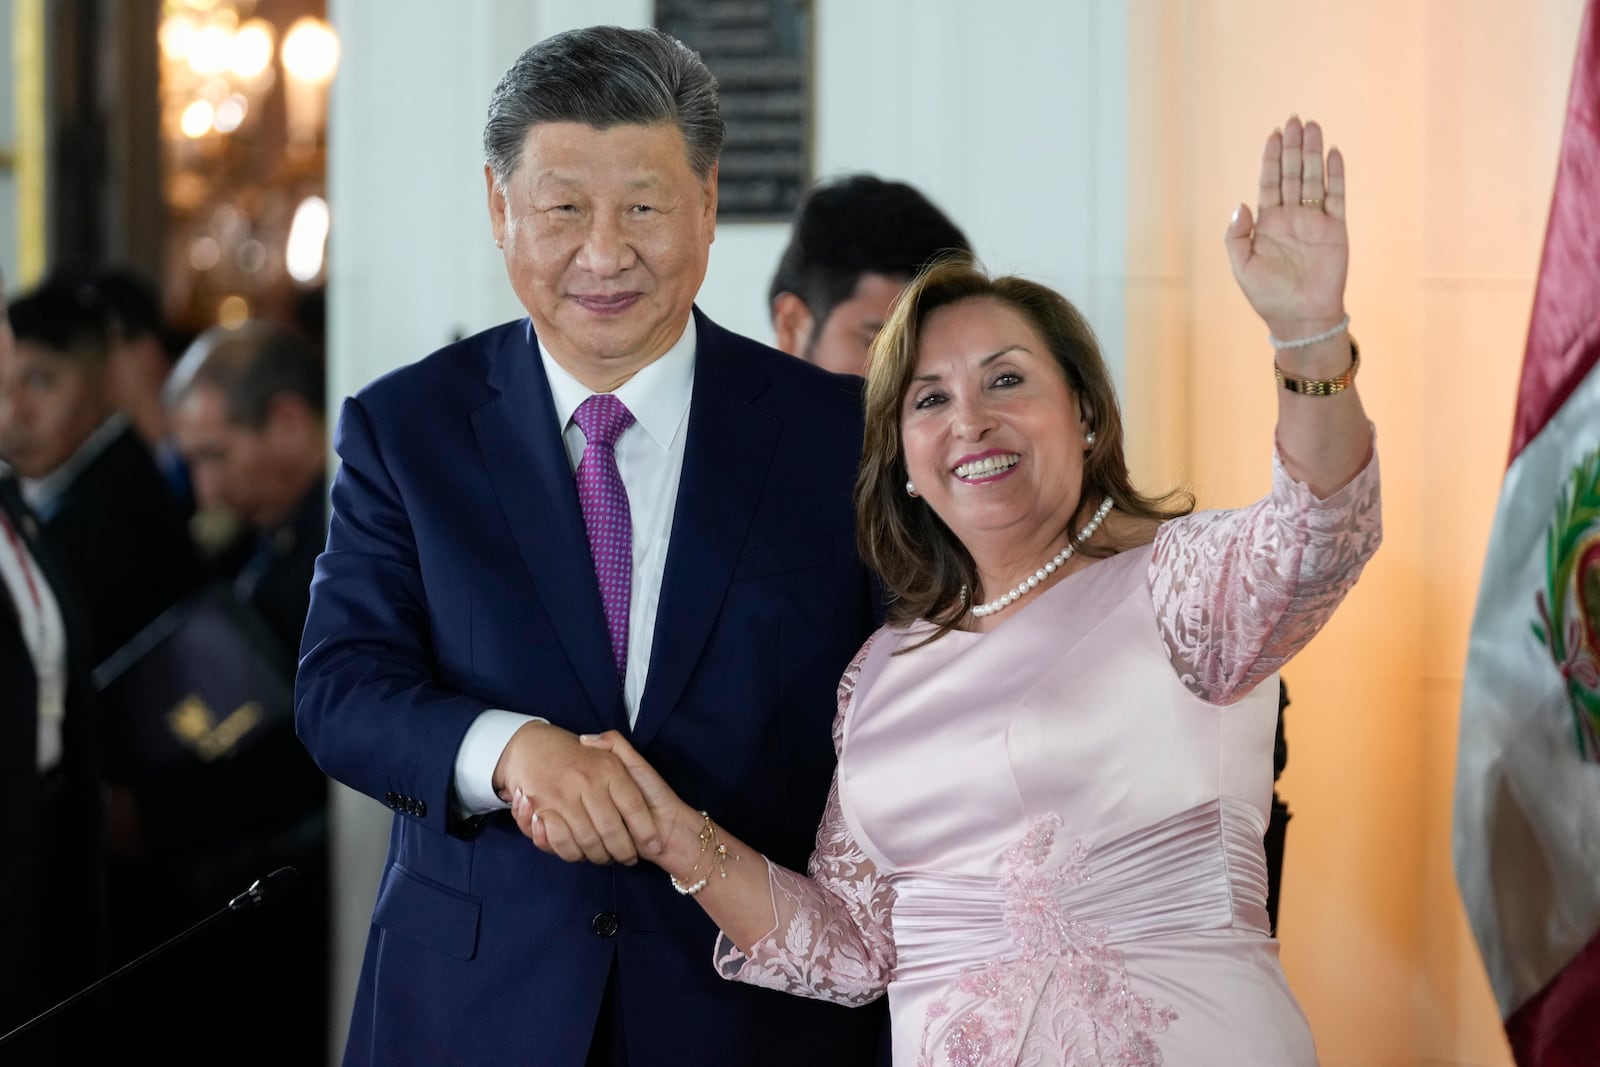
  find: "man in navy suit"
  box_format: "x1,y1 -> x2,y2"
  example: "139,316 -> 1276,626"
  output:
295,26 -> 885,1067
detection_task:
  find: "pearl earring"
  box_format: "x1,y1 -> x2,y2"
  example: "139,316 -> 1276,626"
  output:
905,479 -> 918,498
1084,430 -> 1097,447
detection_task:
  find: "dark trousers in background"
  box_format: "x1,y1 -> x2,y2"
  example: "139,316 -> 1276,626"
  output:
0,773 -> 113,1065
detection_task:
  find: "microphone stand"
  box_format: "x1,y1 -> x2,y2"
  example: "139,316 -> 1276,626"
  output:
0,866 -> 299,1050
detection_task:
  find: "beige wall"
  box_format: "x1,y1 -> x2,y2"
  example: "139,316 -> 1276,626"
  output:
1126,2 -> 1587,1064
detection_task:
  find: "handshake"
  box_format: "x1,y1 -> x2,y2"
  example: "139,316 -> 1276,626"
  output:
495,720 -> 691,867
494,721 -> 770,953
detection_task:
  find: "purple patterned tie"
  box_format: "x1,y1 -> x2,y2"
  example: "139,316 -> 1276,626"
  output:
573,394 -> 636,683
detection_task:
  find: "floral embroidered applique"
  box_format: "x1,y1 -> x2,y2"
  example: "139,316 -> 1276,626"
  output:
918,815 -> 1177,1066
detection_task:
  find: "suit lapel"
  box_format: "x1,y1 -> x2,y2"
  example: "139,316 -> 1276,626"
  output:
468,323 -> 623,732
633,312 -> 779,748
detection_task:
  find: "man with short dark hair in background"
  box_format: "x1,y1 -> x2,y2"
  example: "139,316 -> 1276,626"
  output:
769,173 -> 970,376
0,276 -> 201,666
90,265 -> 194,513
151,320 -> 332,1066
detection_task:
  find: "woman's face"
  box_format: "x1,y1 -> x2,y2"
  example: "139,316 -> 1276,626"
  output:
899,296 -> 1090,561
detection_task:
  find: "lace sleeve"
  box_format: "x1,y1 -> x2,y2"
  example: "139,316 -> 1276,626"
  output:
711,634 -> 896,1006
1151,433 -> 1382,704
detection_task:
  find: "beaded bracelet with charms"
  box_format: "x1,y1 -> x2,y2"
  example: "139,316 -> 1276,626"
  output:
669,811 -> 737,896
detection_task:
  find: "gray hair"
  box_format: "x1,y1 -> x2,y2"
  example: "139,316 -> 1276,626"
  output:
164,320 -> 326,429
484,25 -> 726,186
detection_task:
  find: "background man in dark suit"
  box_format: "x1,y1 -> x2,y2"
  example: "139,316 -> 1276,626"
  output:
0,276 -> 227,1056
0,274 -> 108,1064
0,277 -> 201,666
295,25 -> 885,1067
165,320 -> 329,671
769,173 -> 970,376
142,318 -> 333,1064
90,265 -> 194,515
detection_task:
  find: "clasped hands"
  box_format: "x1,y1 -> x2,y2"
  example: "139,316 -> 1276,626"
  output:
496,720 -> 688,866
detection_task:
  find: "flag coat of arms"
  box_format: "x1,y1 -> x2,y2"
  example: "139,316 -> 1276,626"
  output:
1452,2 -> 1600,1062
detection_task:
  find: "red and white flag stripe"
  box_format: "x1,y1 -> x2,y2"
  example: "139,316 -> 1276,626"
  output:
1453,2 -> 1600,1063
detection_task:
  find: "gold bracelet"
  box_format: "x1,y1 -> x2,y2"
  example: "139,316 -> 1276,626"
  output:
668,811 -> 738,896
1275,337 -> 1360,396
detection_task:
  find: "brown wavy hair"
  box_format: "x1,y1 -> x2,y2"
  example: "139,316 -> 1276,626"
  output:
855,256 -> 1194,643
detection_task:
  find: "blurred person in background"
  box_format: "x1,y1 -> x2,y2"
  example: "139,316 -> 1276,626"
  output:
0,269 -> 109,1064
769,173 -> 971,376
165,319 -> 329,670
109,320 -> 333,1066
89,265 -> 194,514
0,275 -> 202,666
0,274 -> 206,1051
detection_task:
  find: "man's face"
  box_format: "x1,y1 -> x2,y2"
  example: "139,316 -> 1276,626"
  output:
171,384 -> 286,528
486,121 -> 718,392
806,271 -> 910,376
0,340 -> 114,480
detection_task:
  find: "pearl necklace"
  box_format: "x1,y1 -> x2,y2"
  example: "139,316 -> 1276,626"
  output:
968,496 -> 1115,618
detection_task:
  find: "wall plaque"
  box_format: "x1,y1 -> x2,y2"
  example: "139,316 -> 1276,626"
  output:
656,0 -> 811,220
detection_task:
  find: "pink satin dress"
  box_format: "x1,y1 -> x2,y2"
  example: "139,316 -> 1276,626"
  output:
714,446 -> 1382,1066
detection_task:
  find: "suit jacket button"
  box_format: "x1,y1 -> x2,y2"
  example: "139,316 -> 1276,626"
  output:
412,799 -> 427,817
591,912 -> 620,938
384,791 -> 398,808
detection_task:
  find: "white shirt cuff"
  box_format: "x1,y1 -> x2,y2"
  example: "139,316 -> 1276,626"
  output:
453,709 -> 543,816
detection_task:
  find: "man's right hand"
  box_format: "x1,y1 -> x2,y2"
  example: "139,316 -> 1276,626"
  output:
494,721 -> 660,865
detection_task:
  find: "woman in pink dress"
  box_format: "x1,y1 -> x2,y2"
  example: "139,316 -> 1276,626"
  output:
520,114 -> 1380,1065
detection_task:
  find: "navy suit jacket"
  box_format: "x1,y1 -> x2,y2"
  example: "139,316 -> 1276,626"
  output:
296,308 -> 887,1066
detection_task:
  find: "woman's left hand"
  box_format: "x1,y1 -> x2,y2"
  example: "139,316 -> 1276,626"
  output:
1225,114 -> 1349,341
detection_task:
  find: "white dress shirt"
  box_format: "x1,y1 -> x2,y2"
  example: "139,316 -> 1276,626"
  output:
0,501 -> 68,772
452,317 -> 697,814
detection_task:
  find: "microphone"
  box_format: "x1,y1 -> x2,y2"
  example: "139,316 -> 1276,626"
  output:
229,864 -> 300,910
0,866 -> 301,1049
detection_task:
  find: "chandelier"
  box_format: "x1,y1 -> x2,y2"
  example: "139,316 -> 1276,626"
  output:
157,0 -> 337,337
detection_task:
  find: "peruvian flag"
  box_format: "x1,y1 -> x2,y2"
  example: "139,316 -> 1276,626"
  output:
1452,1 -> 1600,1063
